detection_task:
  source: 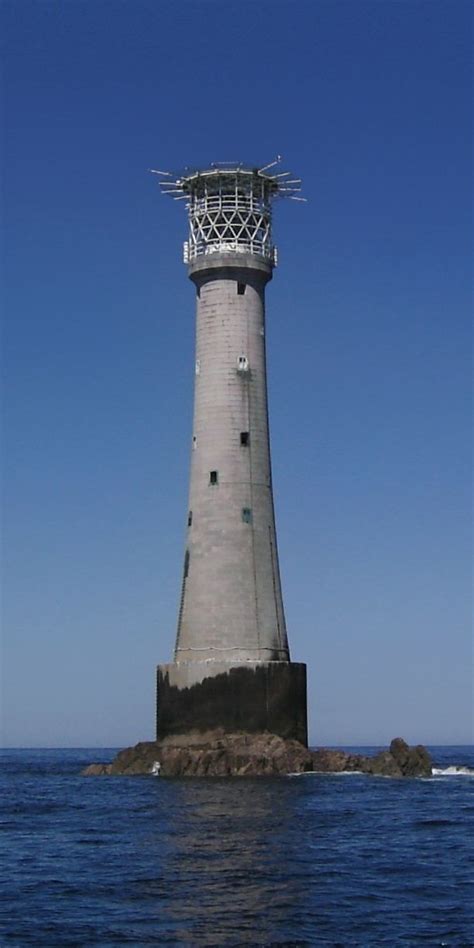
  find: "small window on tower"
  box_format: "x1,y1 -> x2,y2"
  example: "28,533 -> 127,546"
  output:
240,432 -> 249,446
237,283 -> 246,295
188,511 -> 193,527
209,470 -> 218,485
237,355 -> 249,372
242,507 -> 253,524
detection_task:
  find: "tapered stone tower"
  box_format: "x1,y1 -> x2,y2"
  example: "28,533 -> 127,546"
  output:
154,160 -> 308,745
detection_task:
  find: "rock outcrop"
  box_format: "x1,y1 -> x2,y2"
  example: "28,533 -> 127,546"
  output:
82,733 -> 433,778
309,738 -> 432,778
388,737 -> 433,777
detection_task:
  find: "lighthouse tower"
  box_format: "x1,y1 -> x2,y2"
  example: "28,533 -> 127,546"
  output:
154,160 -> 308,745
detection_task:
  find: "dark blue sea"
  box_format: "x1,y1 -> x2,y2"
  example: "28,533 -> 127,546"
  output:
1,746 -> 473,946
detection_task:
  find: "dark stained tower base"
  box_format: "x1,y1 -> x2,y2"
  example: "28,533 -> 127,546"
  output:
157,661 -> 308,747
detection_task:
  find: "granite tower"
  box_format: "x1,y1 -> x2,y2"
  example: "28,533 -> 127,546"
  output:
154,160 -> 308,745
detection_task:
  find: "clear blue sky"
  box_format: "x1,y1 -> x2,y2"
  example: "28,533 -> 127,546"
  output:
1,0 -> 472,747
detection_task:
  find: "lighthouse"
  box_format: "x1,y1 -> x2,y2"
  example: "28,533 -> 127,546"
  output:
154,160 -> 308,745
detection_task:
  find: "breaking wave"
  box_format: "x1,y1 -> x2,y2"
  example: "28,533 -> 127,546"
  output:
432,766 -> 474,777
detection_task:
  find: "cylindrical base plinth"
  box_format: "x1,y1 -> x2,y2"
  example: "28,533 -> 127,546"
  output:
156,661 -> 308,747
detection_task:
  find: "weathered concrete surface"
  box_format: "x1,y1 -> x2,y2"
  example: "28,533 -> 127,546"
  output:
157,661 -> 308,746
82,735 -> 433,779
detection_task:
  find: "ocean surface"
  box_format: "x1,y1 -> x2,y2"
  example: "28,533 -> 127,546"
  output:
1,746 -> 473,946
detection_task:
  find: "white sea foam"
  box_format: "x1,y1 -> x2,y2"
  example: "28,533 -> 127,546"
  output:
289,765 -> 474,779
432,766 -> 474,777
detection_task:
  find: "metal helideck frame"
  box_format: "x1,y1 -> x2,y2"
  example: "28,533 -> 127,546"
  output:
152,159 -> 304,265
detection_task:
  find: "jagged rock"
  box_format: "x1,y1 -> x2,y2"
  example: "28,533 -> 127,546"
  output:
82,733 -> 433,778
310,739 -> 433,778
389,737 -> 432,777
362,750 -> 403,777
